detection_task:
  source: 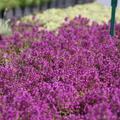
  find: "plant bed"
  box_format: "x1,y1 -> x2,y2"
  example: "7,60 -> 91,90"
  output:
0,15 -> 120,119
22,2 -> 120,30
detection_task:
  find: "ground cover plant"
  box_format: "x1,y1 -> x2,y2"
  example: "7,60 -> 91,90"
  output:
0,15 -> 120,120
22,2 -> 120,30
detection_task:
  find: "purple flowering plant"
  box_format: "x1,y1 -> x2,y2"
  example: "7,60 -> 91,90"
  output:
0,15 -> 120,120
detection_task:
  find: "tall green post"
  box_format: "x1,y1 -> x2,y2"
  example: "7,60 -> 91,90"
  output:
110,0 -> 118,36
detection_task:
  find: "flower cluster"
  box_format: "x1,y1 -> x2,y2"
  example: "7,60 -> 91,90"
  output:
0,15 -> 120,120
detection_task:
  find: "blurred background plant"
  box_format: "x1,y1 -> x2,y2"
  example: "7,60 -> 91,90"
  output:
0,19 -> 12,35
0,0 -> 52,10
22,2 -> 120,30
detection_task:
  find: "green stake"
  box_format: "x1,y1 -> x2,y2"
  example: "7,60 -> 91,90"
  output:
110,0 -> 118,36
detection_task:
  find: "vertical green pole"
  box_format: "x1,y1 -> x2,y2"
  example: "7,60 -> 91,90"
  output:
110,0 -> 118,36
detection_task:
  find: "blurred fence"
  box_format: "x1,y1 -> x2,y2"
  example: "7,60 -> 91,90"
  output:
0,0 -> 95,19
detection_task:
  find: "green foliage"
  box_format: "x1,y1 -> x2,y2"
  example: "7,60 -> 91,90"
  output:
59,110 -> 69,116
0,0 -> 19,10
0,0 -> 52,10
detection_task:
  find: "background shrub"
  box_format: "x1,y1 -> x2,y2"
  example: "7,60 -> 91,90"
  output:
0,0 -> 52,10
22,2 -> 120,30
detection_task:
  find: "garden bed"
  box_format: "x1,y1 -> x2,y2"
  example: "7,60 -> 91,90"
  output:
0,14 -> 120,119
0,2 -> 120,119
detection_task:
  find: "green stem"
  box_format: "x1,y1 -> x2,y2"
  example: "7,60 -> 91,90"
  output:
110,5 -> 116,36
110,0 -> 118,36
